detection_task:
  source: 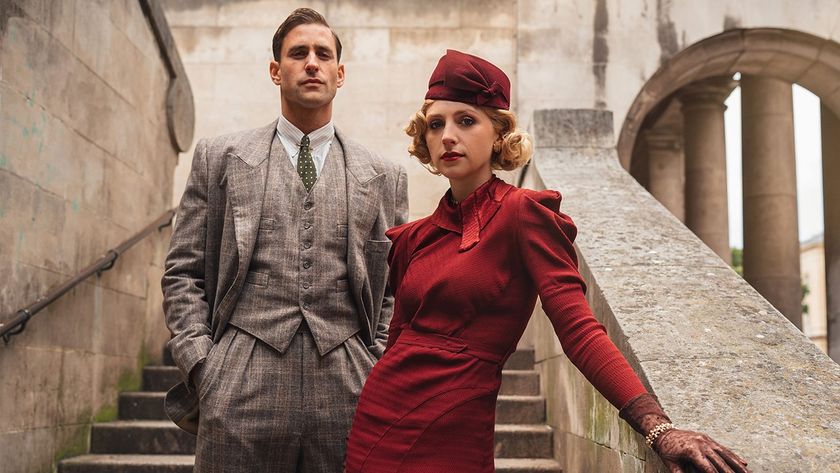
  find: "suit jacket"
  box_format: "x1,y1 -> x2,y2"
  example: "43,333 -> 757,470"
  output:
162,120 -> 409,433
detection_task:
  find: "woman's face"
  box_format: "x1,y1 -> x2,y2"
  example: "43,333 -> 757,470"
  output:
424,100 -> 497,185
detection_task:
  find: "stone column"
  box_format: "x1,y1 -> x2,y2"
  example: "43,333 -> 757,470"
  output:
645,130 -> 685,222
821,103 -> 840,361
678,77 -> 736,263
741,75 -> 802,328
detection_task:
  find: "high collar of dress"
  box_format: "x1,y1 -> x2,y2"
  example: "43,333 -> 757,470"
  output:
430,175 -> 512,252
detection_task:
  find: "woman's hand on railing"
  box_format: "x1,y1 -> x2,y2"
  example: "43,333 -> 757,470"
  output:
619,393 -> 749,473
654,428 -> 750,473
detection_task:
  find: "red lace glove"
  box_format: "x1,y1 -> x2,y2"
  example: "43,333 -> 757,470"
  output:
619,393 -> 750,473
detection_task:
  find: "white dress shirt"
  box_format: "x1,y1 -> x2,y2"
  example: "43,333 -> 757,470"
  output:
275,114 -> 335,176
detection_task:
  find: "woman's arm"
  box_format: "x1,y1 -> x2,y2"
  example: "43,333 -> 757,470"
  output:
516,189 -> 749,472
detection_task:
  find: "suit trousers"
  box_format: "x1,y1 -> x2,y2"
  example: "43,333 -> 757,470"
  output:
193,323 -> 375,473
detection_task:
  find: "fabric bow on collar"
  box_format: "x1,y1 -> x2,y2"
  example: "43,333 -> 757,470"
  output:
430,176 -> 511,252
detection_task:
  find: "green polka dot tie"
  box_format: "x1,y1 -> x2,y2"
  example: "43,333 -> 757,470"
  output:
297,135 -> 316,191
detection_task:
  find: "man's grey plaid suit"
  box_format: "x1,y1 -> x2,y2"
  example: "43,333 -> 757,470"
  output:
162,120 -> 408,472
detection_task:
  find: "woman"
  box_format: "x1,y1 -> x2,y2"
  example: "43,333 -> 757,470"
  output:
345,49 -> 749,473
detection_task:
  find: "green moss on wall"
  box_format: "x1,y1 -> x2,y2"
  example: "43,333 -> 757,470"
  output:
53,347 -> 156,464
53,413 -> 91,463
93,404 -> 118,423
588,392 -> 614,446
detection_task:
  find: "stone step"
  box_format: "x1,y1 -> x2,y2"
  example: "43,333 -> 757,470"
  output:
496,395 -> 546,424
494,424 -> 553,458
59,454 -> 194,473
504,349 -> 535,370
495,458 -> 563,472
500,370 -> 540,395
119,392 -> 166,420
143,366 -> 181,392
59,455 -> 561,472
90,421 -> 195,455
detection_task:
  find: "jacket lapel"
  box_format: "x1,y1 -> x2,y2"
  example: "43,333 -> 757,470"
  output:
214,121 -> 276,325
338,128 -> 385,322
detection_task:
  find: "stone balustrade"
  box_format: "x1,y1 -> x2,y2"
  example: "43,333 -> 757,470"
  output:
522,109 -> 840,472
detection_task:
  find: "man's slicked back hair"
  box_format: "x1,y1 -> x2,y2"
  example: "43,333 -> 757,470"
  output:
272,8 -> 342,62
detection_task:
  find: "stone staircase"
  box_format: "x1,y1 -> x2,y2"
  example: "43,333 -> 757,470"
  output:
59,348 -> 561,472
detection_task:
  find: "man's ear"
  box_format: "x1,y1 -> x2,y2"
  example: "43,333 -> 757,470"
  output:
269,60 -> 282,85
336,63 -> 345,88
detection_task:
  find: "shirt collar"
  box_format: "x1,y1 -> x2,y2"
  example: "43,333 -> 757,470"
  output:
276,114 -> 335,149
430,175 -> 512,251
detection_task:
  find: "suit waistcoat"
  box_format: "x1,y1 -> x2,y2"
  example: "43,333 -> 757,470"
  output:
228,134 -> 360,355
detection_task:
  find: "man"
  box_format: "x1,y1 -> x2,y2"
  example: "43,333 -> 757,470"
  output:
162,8 -> 408,472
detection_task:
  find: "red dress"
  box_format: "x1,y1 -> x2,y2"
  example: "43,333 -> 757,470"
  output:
344,177 -> 647,472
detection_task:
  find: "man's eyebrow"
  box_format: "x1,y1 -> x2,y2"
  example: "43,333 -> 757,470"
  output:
287,45 -> 308,54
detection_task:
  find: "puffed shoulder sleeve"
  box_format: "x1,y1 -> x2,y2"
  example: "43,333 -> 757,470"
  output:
383,221 -> 416,351
385,221 -> 414,297
516,190 -> 647,408
516,189 -> 585,294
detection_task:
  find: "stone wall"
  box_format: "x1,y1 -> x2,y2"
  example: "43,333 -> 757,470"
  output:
0,1 -> 182,471
526,110 -> 840,472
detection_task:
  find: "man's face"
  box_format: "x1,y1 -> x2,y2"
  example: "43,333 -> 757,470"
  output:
269,23 -> 345,113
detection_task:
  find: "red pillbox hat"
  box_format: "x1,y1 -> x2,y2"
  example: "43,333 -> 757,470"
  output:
425,49 -> 511,110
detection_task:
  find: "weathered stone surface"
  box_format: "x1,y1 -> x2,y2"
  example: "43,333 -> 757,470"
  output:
119,392 -> 166,420
494,458 -> 562,472
494,424 -> 553,458
497,395 -> 546,424
534,110 -> 614,149
59,454 -> 195,473
0,1 -> 182,471
530,109 -> 840,472
500,370 -> 541,396
504,348 -> 535,370
90,421 -> 195,455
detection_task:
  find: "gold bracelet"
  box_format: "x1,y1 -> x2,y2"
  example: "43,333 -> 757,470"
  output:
645,422 -> 675,448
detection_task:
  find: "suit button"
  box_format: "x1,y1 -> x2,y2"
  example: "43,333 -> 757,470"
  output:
304,202 -> 313,210
302,282 -> 310,289
302,261 -> 311,269
303,223 -> 312,229
302,303 -> 310,310
303,242 -> 312,249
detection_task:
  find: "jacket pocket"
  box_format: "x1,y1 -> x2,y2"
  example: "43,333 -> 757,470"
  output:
245,271 -> 268,286
259,217 -> 276,232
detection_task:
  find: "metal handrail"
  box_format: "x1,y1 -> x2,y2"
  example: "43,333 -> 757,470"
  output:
0,208 -> 177,345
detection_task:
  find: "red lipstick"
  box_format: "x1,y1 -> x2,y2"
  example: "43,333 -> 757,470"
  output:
441,151 -> 463,161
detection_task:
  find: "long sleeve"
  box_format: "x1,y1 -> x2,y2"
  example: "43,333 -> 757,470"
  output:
516,190 -> 647,408
162,139 -> 214,385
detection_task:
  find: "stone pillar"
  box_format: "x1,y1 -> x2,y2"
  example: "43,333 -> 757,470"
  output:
821,103 -> 840,361
678,77 -> 735,263
645,130 -> 685,222
741,75 -> 802,328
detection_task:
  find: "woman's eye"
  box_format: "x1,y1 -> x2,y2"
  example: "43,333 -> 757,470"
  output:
428,120 -> 443,129
460,116 -> 475,126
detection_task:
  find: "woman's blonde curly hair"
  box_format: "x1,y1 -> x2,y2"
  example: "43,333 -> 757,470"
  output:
404,100 -> 533,174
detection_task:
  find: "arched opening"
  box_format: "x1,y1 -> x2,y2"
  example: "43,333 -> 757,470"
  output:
617,28 -> 840,362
